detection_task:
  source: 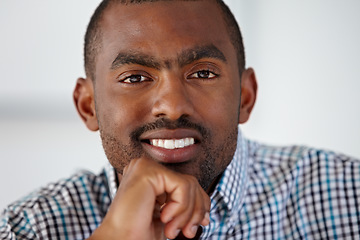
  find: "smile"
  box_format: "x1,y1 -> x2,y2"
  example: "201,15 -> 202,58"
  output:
150,138 -> 195,149
140,128 -> 201,163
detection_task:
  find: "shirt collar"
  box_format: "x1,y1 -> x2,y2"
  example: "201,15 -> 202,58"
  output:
105,161 -> 117,201
210,126 -> 249,215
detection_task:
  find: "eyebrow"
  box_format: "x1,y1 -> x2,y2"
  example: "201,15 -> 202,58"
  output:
111,53 -> 161,70
110,44 -> 227,70
178,44 -> 227,67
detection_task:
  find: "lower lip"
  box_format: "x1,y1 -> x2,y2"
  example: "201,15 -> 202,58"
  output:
142,142 -> 199,163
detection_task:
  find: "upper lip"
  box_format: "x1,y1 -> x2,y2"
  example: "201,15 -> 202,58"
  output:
139,128 -> 202,142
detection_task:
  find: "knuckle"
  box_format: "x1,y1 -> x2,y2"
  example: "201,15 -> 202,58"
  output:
180,179 -> 192,192
187,175 -> 198,184
193,208 -> 206,222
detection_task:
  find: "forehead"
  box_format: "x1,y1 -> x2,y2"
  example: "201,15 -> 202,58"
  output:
96,1 -> 236,73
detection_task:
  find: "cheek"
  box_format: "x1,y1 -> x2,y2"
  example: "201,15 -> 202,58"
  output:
196,85 -> 240,130
96,89 -> 151,140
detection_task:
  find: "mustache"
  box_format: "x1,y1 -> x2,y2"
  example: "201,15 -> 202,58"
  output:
130,116 -> 209,141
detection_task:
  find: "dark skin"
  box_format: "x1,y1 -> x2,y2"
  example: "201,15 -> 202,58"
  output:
74,1 -> 257,239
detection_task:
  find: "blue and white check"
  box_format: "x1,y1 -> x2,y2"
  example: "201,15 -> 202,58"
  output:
2,127 -> 360,239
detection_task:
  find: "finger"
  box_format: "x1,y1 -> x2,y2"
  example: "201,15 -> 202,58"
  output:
201,190 -> 211,226
181,188 -> 209,238
200,212 -> 210,226
161,178 -> 197,239
122,165 -> 129,175
159,174 -> 194,224
161,188 -> 195,238
163,177 -> 211,239
162,200 -> 195,239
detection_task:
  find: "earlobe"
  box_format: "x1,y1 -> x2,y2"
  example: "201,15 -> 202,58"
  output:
73,77 -> 99,131
239,68 -> 257,124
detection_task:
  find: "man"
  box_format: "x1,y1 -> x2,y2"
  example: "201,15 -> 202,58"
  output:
1,0 -> 360,239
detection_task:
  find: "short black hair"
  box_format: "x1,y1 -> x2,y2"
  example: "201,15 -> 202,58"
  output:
84,0 -> 245,80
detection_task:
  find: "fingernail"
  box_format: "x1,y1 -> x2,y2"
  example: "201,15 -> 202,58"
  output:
174,229 -> 180,237
191,225 -> 198,235
205,212 -> 210,221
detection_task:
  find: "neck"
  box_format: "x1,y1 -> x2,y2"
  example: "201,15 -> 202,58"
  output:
206,172 -> 223,195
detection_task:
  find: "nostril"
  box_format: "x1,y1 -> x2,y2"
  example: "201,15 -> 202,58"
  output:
155,113 -> 166,118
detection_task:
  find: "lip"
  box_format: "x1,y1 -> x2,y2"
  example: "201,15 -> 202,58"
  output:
140,128 -> 202,163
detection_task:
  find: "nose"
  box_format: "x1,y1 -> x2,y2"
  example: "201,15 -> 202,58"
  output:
151,74 -> 195,120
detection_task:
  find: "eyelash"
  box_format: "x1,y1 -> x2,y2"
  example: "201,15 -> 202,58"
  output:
188,69 -> 219,80
121,75 -> 151,84
119,68 -> 219,84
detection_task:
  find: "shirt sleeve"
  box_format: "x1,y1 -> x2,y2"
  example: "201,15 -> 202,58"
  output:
0,207 -> 37,240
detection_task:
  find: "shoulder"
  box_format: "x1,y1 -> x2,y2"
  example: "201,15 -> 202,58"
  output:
245,140 -> 360,200
243,141 -> 360,238
0,169 -> 111,239
247,140 -> 360,176
8,169 -> 109,211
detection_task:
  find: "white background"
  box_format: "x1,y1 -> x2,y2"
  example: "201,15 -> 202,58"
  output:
1,1 -> 359,209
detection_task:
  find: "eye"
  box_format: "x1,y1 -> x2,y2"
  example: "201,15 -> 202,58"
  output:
188,70 -> 218,79
121,74 -> 151,84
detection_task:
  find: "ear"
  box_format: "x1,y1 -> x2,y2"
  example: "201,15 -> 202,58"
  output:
73,77 -> 99,131
239,68 -> 257,124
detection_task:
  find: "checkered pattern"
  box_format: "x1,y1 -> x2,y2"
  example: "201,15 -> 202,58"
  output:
2,127 -> 360,239
0,170 -> 111,239
202,130 -> 360,239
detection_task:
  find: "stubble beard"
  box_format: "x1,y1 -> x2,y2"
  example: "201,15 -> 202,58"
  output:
99,117 -> 238,191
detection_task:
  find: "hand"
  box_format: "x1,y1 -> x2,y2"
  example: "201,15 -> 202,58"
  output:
88,157 -> 211,240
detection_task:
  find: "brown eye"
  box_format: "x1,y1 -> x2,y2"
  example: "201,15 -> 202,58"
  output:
189,70 -> 217,79
122,75 -> 150,83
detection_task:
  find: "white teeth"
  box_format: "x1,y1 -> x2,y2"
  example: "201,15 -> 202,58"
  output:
150,138 -> 195,149
175,139 -> 185,148
184,138 -> 190,146
164,140 -> 175,149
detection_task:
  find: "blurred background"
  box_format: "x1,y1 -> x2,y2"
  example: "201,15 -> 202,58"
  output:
1,0 -> 359,209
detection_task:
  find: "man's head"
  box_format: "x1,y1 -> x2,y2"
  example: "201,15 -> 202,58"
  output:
84,0 -> 246,81
74,0 -> 257,190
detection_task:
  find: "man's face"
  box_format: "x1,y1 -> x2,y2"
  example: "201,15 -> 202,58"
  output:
92,1 -> 243,190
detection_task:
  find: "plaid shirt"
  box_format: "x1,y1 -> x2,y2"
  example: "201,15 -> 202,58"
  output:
1,128 -> 360,239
